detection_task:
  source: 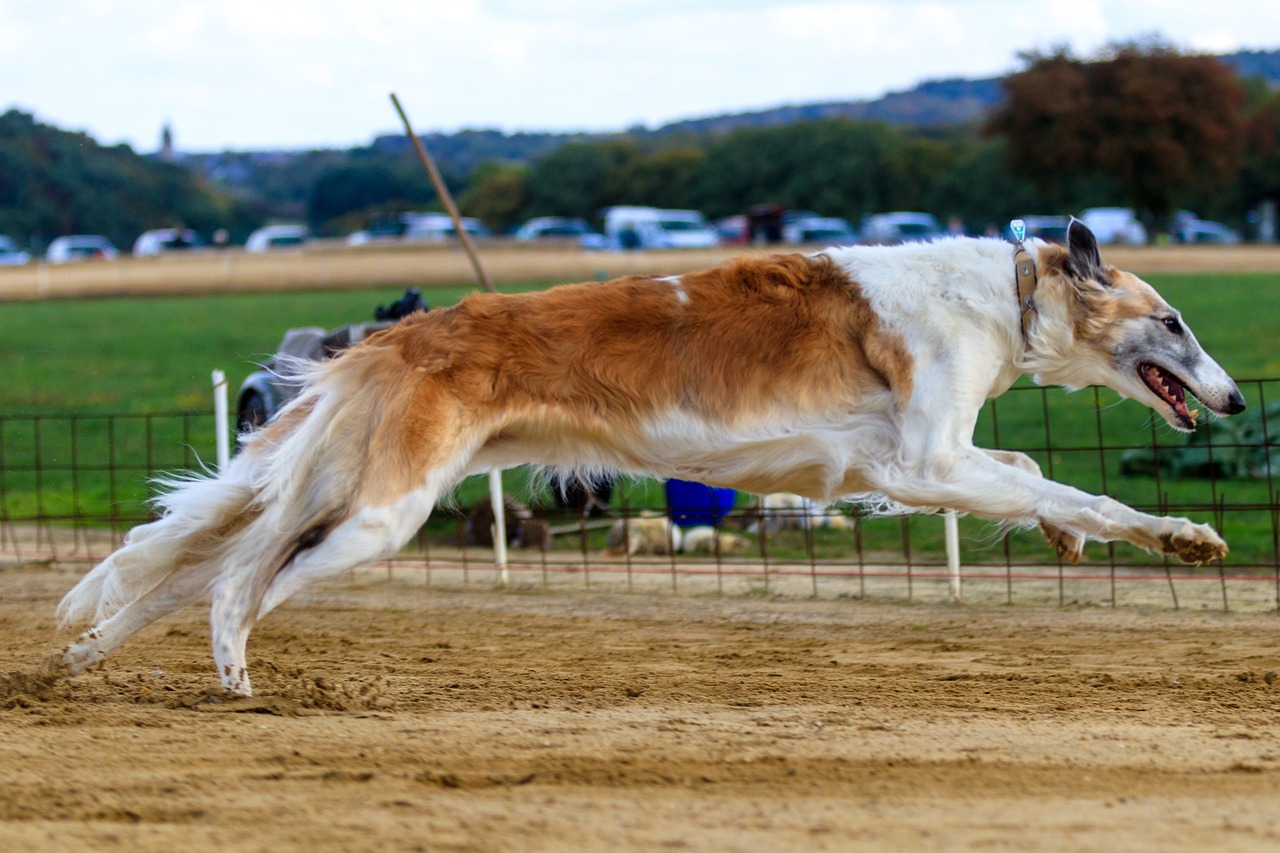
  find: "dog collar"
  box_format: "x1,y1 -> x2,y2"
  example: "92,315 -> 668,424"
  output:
1009,219 -> 1038,343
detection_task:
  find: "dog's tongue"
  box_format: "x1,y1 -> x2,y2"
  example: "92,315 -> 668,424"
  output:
1143,364 -> 1198,423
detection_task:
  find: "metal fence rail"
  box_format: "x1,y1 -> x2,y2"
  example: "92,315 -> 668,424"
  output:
4,379 -> 1280,612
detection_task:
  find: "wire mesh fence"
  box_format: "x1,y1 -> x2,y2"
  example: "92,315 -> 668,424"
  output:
3,379 -> 1280,611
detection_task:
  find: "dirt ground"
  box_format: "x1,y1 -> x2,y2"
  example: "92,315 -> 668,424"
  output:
1,567 -> 1279,851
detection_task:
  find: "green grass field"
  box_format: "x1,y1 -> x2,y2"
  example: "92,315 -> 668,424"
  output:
2,271 -> 1278,567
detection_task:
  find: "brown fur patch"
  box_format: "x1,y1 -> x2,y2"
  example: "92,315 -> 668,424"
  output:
312,254 -> 914,503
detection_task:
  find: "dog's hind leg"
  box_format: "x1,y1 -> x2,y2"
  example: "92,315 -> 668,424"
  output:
63,560 -> 219,675
209,484 -> 442,697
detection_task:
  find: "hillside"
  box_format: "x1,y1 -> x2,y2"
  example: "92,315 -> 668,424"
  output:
187,47 -> 1280,189
4,47 -> 1276,251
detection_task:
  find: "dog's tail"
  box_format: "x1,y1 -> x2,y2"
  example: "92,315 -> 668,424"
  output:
57,346 -> 407,628
56,458 -> 259,626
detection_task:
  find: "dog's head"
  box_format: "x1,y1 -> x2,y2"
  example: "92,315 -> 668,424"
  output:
1028,219 -> 1245,432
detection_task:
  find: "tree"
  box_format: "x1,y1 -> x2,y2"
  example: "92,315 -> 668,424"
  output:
615,148 -> 705,209
523,139 -> 639,219
459,162 -> 530,232
986,43 -> 1246,236
1242,89 -> 1280,207
687,118 -> 958,223
0,109 -> 257,249
306,162 -> 436,233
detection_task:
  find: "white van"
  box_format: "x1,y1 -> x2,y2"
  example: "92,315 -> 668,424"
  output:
245,224 -> 309,252
402,212 -> 490,242
602,206 -> 719,249
132,227 -> 201,257
1079,208 -> 1147,244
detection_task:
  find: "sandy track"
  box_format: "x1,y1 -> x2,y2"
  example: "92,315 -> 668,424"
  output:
2,566 -> 1279,851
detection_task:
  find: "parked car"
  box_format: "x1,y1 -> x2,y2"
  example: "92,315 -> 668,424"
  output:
46,234 -> 119,263
1011,215 -> 1071,244
0,235 -> 31,265
347,213 -> 489,245
859,212 -> 943,245
245,224 -> 309,252
602,206 -> 719,249
513,216 -> 606,249
713,215 -> 749,245
783,216 -> 857,245
1078,208 -> 1147,244
514,216 -> 588,241
133,227 -> 201,257
1173,212 -> 1240,245
236,289 -> 428,433
403,212 -> 490,242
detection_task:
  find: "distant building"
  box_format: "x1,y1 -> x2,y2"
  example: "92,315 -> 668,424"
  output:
159,123 -> 175,161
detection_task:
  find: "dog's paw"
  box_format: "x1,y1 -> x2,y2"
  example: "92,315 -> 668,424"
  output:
219,665 -> 254,698
1159,520 -> 1228,565
1041,522 -> 1084,563
62,638 -> 105,676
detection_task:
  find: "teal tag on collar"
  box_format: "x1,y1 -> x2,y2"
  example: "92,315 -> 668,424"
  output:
1009,219 -> 1026,243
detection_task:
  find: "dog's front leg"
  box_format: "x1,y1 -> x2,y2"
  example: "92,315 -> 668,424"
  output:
870,449 -> 1227,564
981,449 -> 1085,563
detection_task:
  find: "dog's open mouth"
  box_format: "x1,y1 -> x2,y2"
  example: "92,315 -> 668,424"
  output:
1139,362 -> 1199,428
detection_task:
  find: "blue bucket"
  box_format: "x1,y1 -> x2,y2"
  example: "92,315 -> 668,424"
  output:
664,479 -> 737,528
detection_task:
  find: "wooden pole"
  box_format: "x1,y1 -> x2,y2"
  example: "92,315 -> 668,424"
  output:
391,93 -> 507,584
389,92 -> 495,293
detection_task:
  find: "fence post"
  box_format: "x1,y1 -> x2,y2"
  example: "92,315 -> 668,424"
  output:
489,468 -> 508,586
945,510 -> 962,603
212,370 -> 230,471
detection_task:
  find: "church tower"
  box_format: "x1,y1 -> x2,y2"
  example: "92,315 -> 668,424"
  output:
159,123 -> 175,161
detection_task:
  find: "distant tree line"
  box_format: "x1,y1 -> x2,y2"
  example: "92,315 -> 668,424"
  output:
0,110 -> 259,251
297,44 -> 1280,240
2,43 -> 1280,251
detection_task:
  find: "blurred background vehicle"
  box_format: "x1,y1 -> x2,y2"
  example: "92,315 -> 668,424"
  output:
0,235 -> 31,265
133,227 -> 201,257
45,234 -> 119,262
513,216 -> 606,248
713,215 -> 748,245
236,288 -> 427,433
403,212 -> 490,242
783,216 -> 857,245
245,224 -> 310,252
1173,211 -> 1240,244
514,216 -> 590,241
1078,207 -> 1147,244
602,206 -> 719,249
347,213 -> 490,245
859,212 -> 943,245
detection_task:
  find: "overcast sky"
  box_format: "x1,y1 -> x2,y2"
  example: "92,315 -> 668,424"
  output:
4,1 -> 1280,153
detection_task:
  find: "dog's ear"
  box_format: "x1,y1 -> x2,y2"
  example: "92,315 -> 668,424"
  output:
1065,218 -> 1106,284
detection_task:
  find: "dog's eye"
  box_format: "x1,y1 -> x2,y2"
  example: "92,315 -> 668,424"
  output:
1162,317 -> 1183,335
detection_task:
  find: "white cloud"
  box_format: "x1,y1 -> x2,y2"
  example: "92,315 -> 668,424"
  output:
1,0 -> 1278,151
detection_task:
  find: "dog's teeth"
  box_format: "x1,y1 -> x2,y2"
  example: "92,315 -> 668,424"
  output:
1188,407 -> 1199,425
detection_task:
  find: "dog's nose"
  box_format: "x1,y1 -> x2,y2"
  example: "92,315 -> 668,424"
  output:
1225,388 -> 1247,415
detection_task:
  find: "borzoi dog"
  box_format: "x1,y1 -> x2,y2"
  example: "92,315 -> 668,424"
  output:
57,220 -> 1245,696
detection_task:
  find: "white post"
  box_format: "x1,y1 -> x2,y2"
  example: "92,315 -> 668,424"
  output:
944,510 -> 961,603
489,468 -> 508,586
212,370 -> 230,471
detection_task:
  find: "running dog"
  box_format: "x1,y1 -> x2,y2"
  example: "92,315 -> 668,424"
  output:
57,220 -> 1245,696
